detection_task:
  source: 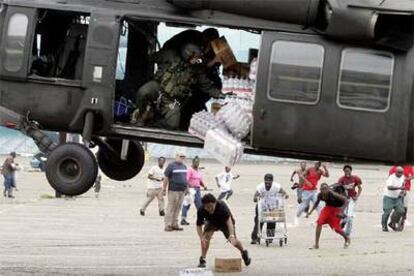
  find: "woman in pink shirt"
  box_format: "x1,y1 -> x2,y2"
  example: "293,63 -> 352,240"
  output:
181,156 -> 207,225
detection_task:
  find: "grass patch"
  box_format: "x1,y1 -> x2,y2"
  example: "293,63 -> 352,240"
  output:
40,194 -> 55,199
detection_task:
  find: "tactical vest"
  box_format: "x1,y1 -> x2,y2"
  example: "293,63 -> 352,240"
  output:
157,60 -> 195,100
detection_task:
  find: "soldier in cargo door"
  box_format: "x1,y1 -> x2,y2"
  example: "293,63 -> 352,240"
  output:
133,42 -> 223,130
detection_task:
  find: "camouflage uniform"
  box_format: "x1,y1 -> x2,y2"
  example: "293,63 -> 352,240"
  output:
135,48 -> 221,130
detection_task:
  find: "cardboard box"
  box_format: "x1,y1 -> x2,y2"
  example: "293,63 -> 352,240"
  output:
211,37 -> 237,69
262,210 -> 286,221
223,62 -> 250,79
215,258 -> 242,273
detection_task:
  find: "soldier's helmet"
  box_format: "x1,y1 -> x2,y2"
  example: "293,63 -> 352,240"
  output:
180,43 -> 203,62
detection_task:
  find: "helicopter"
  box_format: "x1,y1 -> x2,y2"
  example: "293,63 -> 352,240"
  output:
0,0 -> 413,196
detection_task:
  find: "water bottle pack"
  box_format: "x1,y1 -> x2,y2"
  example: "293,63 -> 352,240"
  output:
222,76 -> 255,94
188,95 -> 253,167
217,95 -> 254,139
188,111 -> 226,139
203,128 -> 244,168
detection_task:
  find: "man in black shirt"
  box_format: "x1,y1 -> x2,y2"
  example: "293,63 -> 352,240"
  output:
196,194 -> 251,268
307,183 -> 350,249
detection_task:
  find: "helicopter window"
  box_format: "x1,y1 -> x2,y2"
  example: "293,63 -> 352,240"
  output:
30,10 -> 89,80
338,49 -> 393,112
267,41 -> 324,104
4,13 -> 29,72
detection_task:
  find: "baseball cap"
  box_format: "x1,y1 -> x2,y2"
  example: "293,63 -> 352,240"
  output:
176,150 -> 186,158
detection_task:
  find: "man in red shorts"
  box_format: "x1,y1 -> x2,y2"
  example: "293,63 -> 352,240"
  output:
307,183 -> 350,249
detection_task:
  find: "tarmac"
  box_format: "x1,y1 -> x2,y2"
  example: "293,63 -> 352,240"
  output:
0,157 -> 413,275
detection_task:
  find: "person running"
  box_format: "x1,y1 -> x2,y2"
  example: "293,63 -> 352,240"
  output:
307,183 -> 350,249
290,161 -> 307,205
251,173 -> 288,244
1,152 -> 17,198
337,164 -> 362,236
295,161 -> 329,225
181,156 -> 207,225
389,164 -> 413,228
140,157 -> 166,216
163,152 -> 188,231
382,167 -> 405,232
216,166 -> 240,201
196,194 -> 251,268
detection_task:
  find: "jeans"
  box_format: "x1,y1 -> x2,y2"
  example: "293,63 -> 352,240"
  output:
218,190 -> 233,201
296,190 -> 322,217
296,188 -> 303,204
3,174 -> 14,197
382,196 -> 404,229
181,187 -> 201,220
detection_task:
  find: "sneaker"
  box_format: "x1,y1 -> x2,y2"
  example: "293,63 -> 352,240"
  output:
164,226 -> 173,232
241,250 -> 251,266
159,210 -> 165,216
382,226 -> 389,232
139,209 -> 145,216
172,226 -> 184,231
180,219 -> 190,226
198,257 -> 206,268
344,238 -> 351,248
250,239 -> 258,245
388,222 -> 397,231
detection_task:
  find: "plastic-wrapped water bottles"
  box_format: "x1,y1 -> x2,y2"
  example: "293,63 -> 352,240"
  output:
204,128 -> 244,167
188,111 -> 225,139
222,76 -> 230,94
216,95 -> 254,139
188,95 -> 254,167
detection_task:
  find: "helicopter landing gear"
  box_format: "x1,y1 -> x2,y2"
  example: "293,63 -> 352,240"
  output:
96,138 -> 145,181
45,143 -> 98,196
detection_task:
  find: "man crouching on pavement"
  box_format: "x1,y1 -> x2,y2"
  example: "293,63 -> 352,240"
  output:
307,183 -> 350,249
196,194 -> 251,268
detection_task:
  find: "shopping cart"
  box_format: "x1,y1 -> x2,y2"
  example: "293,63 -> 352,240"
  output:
257,194 -> 287,247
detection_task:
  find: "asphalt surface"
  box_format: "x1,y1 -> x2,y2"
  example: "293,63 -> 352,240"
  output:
0,157 -> 413,275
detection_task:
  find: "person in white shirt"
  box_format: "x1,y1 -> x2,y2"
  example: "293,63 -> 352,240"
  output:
250,174 -> 288,244
382,167 -> 406,232
140,157 -> 166,216
216,167 -> 240,201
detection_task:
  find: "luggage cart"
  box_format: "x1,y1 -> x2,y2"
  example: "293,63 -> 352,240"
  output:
257,195 -> 287,247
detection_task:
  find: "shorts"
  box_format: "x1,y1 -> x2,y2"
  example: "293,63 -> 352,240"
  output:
204,222 -> 235,239
317,206 -> 342,232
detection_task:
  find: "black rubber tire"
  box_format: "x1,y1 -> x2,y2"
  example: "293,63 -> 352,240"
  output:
45,143 -> 98,196
97,139 -> 145,181
265,240 -> 269,247
279,239 -> 283,247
